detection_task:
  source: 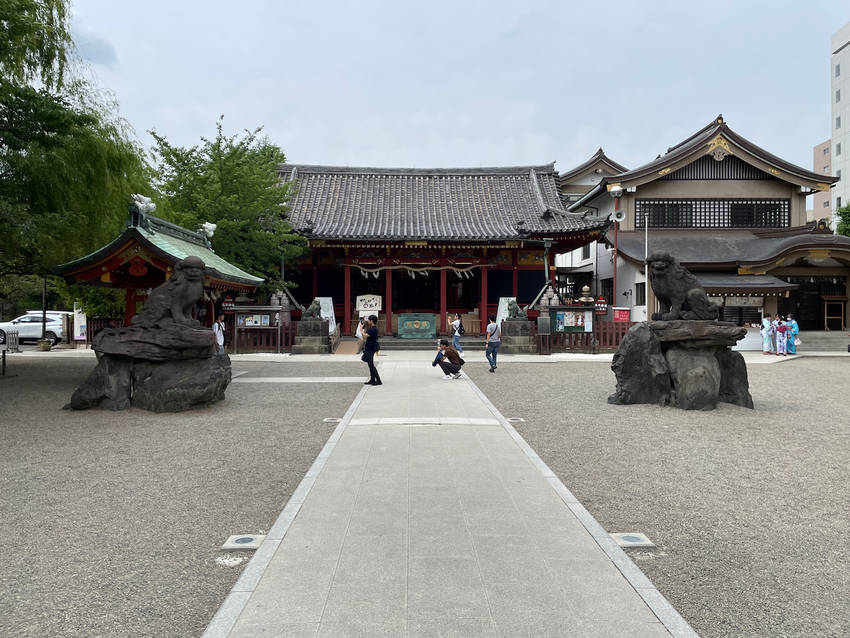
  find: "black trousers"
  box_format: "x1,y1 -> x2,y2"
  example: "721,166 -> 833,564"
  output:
438,360 -> 461,375
363,350 -> 381,382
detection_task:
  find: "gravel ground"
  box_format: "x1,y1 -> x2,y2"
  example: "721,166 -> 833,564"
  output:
0,359 -> 361,638
466,358 -> 849,638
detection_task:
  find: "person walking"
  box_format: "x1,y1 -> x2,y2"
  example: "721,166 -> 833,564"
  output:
484,314 -> 501,373
786,313 -> 800,354
432,339 -> 464,379
212,313 -> 226,354
450,313 -> 464,354
361,315 -> 382,385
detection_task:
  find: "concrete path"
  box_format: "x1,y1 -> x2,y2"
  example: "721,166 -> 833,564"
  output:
204,360 -> 697,638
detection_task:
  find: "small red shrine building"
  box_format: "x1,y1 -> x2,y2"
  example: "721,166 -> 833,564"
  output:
279,163 -> 609,334
55,210 -> 263,325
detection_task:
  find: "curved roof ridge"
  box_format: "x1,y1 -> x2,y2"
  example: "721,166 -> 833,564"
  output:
559,148 -> 628,183
278,162 -> 557,177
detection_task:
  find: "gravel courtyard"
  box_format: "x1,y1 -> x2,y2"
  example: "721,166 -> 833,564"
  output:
1,354 -> 847,638
0,358 -> 362,638
466,356 -> 849,638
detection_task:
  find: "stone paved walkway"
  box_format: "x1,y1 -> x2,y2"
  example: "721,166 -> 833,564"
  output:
204,360 -> 697,638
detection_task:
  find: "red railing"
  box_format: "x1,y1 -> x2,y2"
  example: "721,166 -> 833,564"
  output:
537,321 -> 634,354
233,323 -> 297,353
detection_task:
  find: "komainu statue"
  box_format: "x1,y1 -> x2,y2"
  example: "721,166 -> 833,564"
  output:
67,256 -> 230,412
506,299 -> 528,320
302,298 -> 323,318
646,252 -> 720,321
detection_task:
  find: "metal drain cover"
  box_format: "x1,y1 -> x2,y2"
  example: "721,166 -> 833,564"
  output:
610,532 -> 655,548
323,418 -> 342,423
507,418 -> 525,423
221,534 -> 266,550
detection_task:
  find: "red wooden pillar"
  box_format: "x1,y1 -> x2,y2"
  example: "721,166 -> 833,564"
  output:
480,266 -> 488,325
385,268 -> 392,334
124,288 -> 135,326
439,268 -> 447,334
344,264 -> 351,334
512,251 -> 519,298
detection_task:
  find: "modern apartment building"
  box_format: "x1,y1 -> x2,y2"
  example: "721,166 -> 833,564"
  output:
831,21 -> 850,227
812,139 -> 831,221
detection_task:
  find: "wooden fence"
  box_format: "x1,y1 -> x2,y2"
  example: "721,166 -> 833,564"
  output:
232,323 -> 297,354
537,321 -> 634,354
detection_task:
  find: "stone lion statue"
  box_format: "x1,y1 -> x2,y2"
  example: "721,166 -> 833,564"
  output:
506,299 -> 528,320
302,298 -> 323,319
646,252 -> 719,321
132,256 -> 206,328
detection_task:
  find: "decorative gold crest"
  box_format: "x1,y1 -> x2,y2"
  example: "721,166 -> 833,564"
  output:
706,135 -> 732,161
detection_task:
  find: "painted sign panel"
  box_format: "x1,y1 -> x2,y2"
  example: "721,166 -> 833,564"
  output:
398,313 -> 437,339
612,307 -> 631,322
552,310 -> 593,333
356,294 -> 382,311
73,302 -> 87,341
317,297 -> 337,335
496,297 -> 516,325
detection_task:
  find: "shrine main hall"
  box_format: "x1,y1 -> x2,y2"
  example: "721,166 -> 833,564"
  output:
280,163 -> 608,334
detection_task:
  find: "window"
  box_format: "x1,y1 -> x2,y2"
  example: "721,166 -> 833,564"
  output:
837,63 -> 841,77
824,165 -> 830,173
581,244 -> 590,260
838,197 -> 843,209
635,282 -> 646,305
824,147 -> 830,155
824,200 -> 830,208
837,89 -> 841,103
635,198 -> 790,228
838,116 -> 842,129
600,278 -> 613,304
837,143 -> 842,156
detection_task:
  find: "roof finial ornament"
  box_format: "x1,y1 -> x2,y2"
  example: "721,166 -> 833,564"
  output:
716,114 -> 724,124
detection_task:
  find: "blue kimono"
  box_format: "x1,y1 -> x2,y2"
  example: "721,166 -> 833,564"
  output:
786,319 -> 799,354
761,317 -> 774,353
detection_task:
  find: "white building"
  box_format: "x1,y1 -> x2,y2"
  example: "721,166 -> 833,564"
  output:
831,21 -> 850,228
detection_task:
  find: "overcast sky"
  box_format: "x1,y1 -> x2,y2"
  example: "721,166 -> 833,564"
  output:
72,0 -> 848,173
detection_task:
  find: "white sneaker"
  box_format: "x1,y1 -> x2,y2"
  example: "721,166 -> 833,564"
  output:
452,372 -> 462,379
442,375 -> 452,380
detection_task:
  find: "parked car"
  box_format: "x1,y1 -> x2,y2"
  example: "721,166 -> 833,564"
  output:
0,311 -> 72,345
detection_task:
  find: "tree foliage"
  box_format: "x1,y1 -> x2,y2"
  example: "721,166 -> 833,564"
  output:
0,80 -> 150,276
150,118 -> 305,294
0,0 -> 72,89
836,203 -> 850,237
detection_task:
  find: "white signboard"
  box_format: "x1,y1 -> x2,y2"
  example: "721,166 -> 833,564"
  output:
709,296 -> 764,307
73,302 -> 87,341
356,294 -> 382,312
496,297 -> 516,325
317,297 -> 337,335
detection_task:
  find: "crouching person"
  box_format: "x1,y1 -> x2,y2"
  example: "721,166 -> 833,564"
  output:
432,339 -> 464,379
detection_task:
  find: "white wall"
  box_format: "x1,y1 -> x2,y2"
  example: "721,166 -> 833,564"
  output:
831,22 -> 850,228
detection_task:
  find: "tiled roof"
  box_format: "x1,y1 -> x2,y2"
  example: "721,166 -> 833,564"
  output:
279,163 -> 607,241
55,214 -> 263,287
559,148 -> 628,185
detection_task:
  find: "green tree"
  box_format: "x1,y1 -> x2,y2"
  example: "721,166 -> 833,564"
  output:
150,118 -> 306,294
0,0 -> 72,89
836,203 -> 850,237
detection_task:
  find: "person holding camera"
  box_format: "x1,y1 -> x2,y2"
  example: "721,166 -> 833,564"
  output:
432,339 -> 464,379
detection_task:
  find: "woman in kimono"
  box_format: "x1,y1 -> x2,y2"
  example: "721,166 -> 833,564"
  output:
760,313 -> 775,354
786,313 -> 799,354
774,318 -> 788,356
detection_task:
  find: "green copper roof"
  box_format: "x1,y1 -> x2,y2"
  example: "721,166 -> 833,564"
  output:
55,213 -> 264,288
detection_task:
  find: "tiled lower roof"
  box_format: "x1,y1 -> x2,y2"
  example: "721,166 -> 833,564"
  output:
279,163 -> 607,241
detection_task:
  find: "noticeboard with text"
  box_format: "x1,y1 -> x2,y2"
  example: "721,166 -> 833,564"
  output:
612,307 -> 631,322
551,310 -> 593,333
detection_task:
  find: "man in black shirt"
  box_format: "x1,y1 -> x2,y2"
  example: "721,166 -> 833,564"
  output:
361,315 -> 382,386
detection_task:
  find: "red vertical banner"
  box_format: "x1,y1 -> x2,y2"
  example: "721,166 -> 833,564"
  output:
385,269 -> 392,334
440,268 -> 447,334
344,264 -> 351,334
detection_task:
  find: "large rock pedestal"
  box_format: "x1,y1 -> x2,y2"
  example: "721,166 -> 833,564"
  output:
291,319 -> 330,354
500,320 -> 536,354
66,324 -> 230,412
608,320 -> 753,410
